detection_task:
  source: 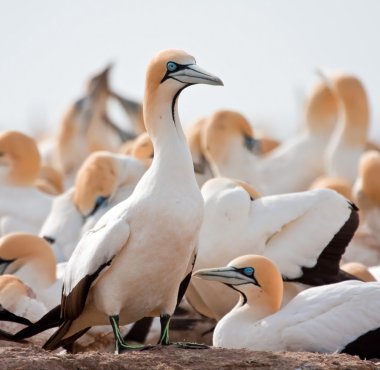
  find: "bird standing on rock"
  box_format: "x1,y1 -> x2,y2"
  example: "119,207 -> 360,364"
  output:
36,49 -> 223,353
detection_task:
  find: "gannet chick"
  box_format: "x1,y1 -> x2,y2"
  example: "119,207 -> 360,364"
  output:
186,117 -> 213,188
188,178 -> 358,320
194,255 -> 380,359
0,233 -> 60,310
40,152 -> 145,261
325,74 -> 369,184
202,80 -> 339,194
37,49 -> 223,353
0,131 -> 53,235
309,176 -> 353,202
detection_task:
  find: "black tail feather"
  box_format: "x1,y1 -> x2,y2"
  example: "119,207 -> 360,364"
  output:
12,305 -> 62,341
0,308 -> 32,326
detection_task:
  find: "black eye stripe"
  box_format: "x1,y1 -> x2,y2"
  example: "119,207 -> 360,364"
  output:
160,62 -> 193,84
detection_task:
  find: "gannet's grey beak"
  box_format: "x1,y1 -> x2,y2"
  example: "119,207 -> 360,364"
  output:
171,64 -> 224,86
193,266 -> 254,286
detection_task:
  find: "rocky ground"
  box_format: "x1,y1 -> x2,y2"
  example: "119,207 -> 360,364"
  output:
1,343 -> 379,370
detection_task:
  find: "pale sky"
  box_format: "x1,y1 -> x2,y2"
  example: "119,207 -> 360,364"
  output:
1,0 -> 379,141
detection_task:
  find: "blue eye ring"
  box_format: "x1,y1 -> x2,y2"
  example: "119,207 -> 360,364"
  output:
243,267 -> 254,276
167,62 -> 177,72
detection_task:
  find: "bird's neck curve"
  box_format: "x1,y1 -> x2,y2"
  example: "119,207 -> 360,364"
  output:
143,86 -> 193,173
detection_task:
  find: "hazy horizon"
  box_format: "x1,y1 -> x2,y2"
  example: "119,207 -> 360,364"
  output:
1,0 -> 379,141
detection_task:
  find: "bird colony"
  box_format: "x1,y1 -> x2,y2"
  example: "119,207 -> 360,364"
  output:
0,49 -> 379,361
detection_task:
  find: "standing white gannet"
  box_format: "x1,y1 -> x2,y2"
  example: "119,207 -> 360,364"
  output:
187,178 -> 358,320
0,233 -> 61,310
194,255 -> 380,359
39,49 -> 222,353
201,80 -> 339,194
40,151 -> 146,262
343,150 -> 380,265
0,131 -> 53,235
325,74 -> 369,184
186,117 -> 214,188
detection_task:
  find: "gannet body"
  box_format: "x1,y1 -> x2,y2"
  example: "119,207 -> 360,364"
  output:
42,49 -> 223,353
194,255 -> 380,359
188,178 -> 358,320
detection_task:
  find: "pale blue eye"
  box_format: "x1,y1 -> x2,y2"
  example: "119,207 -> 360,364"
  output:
243,267 -> 254,276
167,62 -> 177,72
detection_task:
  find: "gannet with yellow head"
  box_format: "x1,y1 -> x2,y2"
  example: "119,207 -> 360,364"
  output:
0,131 -> 53,235
326,73 -> 369,184
39,49 -> 222,353
187,177 -> 358,320
201,79 -> 339,195
40,151 -> 146,262
194,255 -> 380,359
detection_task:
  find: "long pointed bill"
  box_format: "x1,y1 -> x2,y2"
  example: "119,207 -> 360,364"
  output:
171,64 -> 224,86
193,266 -> 253,286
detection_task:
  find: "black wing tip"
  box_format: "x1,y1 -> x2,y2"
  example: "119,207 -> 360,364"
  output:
348,200 -> 359,212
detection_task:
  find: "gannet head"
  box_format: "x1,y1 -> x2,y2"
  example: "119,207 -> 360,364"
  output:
130,132 -> 154,168
305,80 -> 339,135
355,150 -> 380,209
310,176 -> 353,202
35,165 -> 64,195
73,151 -> 118,217
194,254 -> 282,310
144,49 -> 223,128
0,131 -> 41,186
0,233 -> 56,288
201,110 -> 258,163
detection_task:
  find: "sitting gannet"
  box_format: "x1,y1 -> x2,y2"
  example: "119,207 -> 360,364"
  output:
0,131 -> 53,235
36,49 -> 223,353
342,150 -> 380,265
40,152 -> 146,262
0,233 -> 61,310
341,262 -> 376,282
201,79 -> 339,194
187,178 -> 358,320
186,117 -> 214,188
325,74 -> 369,184
194,255 -> 380,359
129,132 -> 154,169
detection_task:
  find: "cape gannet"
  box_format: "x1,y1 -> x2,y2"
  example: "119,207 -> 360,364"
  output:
341,262 -> 376,282
40,151 -> 146,262
325,74 -> 369,184
201,80 -> 339,194
0,131 -> 53,235
34,49 -> 223,353
187,178 -> 358,320
194,255 -> 380,359
0,233 -> 61,310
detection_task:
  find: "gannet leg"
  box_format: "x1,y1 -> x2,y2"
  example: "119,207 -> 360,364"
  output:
158,313 -> 208,349
109,315 -> 151,354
